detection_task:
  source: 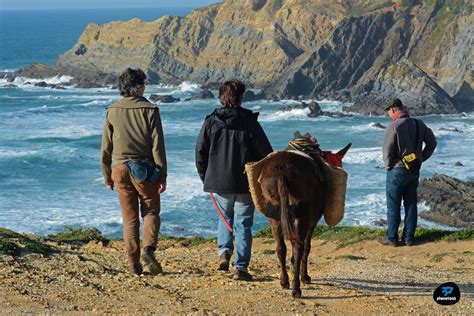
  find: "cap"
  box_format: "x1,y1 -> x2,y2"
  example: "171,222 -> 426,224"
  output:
384,98 -> 403,111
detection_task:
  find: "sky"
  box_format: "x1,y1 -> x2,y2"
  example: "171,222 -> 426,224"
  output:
0,0 -> 221,10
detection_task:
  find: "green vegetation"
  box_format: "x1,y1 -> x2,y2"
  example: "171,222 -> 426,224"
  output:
0,228 -> 56,256
254,226 -> 473,248
262,249 -> 276,255
47,227 -> 109,245
431,252 -> 449,262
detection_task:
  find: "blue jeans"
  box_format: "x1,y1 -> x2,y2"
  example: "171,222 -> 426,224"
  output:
386,168 -> 419,244
215,193 -> 255,271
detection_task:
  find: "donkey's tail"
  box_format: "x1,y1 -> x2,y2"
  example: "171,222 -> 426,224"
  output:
277,177 -> 297,240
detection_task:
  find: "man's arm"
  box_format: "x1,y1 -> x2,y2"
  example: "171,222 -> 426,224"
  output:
195,120 -> 210,182
422,126 -> 437,161
383,125 -> 398,169
250,120 -> 273,161
100,112 -> 114,188
150,108 -> 167,186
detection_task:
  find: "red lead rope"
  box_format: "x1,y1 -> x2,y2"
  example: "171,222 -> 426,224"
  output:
210,192 -> 233,233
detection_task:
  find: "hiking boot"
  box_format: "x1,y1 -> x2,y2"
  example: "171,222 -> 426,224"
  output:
129,263 -> 143,276
233,269 -> 253,281
141,246 -> 163,275
377,237 -> 398,247
401,239 -> 415,247
218,252 -> 230,271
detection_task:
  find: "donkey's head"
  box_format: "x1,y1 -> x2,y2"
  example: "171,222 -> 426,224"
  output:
290,131 -> 351,168
322,143 -> 351,168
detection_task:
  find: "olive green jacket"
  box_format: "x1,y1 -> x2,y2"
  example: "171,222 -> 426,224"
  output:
100,96 -> 167,185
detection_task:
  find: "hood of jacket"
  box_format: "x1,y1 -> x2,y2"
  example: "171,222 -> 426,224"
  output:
210,107 -> 259,128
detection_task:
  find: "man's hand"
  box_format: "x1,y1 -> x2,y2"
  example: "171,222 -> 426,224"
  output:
158,182 -> 166,194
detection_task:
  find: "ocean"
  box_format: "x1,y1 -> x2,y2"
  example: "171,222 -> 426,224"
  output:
0,8 -> 472,238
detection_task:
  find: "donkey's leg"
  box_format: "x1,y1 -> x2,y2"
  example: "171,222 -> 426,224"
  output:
269,218 -> 289,289
300,223 -> 316,284
291,220 -> 307,298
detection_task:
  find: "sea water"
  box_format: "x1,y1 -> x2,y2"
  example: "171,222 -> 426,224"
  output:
0,9 -> 472,237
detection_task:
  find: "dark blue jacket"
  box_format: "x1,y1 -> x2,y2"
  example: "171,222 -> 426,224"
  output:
195,107 -> 273,194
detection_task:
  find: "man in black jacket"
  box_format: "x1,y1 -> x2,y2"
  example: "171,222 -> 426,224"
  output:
195,80 -> 273,281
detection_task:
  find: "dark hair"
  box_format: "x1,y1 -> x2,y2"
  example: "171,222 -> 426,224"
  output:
219,80 -> 246,108
118,68 -> 147,97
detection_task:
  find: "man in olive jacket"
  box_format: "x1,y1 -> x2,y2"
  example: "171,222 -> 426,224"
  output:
100,68 -> 167,275
380,98 -> 437,247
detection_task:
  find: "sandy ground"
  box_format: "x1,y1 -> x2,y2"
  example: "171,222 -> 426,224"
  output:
1,237 -> 473,314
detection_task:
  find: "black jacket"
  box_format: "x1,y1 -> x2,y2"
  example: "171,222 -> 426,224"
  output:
195,107 -> 273,194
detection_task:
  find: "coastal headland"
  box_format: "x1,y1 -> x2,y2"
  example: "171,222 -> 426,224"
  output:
1,226 -> 472,314
2,0 -> 473,115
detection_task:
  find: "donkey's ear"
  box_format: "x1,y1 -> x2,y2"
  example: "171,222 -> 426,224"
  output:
336,143 -> 352,158
293,131 -> 302,138
303,132 -> 311,138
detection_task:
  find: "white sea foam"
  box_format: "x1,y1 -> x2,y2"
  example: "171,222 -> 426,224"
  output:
350,122 -> 387,132
0,75 -> 73,89
341,147 -> 383,165
174,81 -> 202,94
0,149 -> 39,158
260,108 -> 311,122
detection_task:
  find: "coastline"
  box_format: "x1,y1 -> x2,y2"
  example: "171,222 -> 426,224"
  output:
1,227 -> 472,313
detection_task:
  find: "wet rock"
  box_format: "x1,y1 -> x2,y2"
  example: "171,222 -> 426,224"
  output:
371,123 -> 386,129
185,89 -> 214,101
149,94 -> 180,103
454,161 -> 464,167
243,90 -> 265,102
418,174 -> 473,228
75,81 -> 104,89
439,127 -> 463,133
307,101 -> 322,117
373,219 -> 387,227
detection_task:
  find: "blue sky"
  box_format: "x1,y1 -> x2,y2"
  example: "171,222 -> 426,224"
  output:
0,0 -> 221,10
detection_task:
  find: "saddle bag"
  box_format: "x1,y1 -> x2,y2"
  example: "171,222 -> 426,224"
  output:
125,159 -> 161,183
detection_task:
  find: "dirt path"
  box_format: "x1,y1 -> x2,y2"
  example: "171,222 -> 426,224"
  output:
1,238 -> 472,314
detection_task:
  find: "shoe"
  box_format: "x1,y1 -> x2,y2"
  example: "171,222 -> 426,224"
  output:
233,269 -> 253,281
141,246 -> 163,275
377,238 -> 398,247
129,263 -> 143,276
401,239 -> 415,247
218,252 -> 230,271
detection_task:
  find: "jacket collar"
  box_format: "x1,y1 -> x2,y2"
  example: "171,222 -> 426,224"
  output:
108,96 -> 156,109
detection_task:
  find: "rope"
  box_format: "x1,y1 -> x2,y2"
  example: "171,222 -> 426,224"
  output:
210,193 -> 233,233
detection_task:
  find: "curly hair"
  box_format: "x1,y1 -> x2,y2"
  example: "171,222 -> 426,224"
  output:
118,68 -> 147,97
219,80 -> 246,108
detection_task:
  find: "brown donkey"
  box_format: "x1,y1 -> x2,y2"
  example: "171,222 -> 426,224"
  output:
258,142 -> 350,298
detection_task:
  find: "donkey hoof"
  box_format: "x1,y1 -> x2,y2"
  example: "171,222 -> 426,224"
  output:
301,275 -> 311,284
281,281 -> 290,289
292,289 -> 302,298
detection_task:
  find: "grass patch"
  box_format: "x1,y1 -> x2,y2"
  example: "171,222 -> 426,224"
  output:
335,255 -> 366,261
47,227 -> 109,245
262,249 -> 276,255
431,252 -> 449,262
254,226 -> 473,248
0,228 -> 56,257
262,239 -> 274,244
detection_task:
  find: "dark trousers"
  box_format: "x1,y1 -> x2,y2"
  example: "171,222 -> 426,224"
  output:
386,168 -> 419,244
112,164 -> 161,264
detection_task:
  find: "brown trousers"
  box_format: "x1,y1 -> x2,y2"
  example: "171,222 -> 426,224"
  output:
112,164 -> 161,264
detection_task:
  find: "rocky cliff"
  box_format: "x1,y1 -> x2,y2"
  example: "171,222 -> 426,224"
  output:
9,0 -> 473,114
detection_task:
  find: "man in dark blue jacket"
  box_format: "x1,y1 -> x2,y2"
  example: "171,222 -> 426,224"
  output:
195,80 -> 273,281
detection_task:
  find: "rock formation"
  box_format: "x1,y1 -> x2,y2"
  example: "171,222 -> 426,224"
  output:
8,0 -> 474,115
418,174 -> 473,228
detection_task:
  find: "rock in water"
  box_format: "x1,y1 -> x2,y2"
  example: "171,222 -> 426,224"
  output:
149,94 -> 180,103
185,90 -> 215,101
418,174 -> 473,228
